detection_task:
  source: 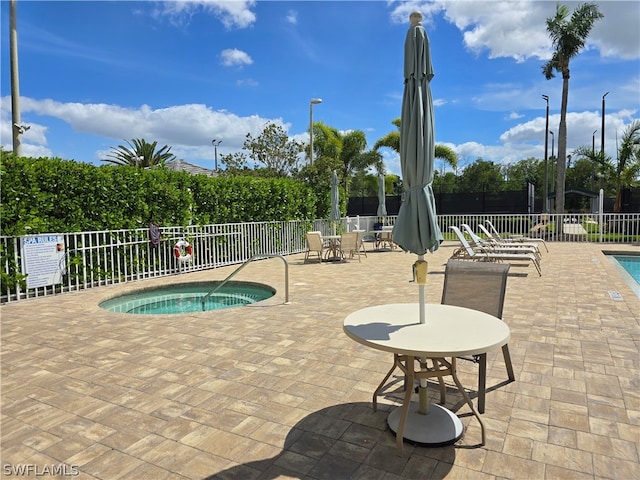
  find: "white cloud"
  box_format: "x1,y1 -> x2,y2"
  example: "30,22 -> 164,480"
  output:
389,1 -> 639,62
157,0 -> 257,29
1,96 -> 292,164
220,49 -> 253,67
286,9 -> 298,25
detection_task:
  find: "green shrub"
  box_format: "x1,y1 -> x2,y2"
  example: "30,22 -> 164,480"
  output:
1,153 -> 317,235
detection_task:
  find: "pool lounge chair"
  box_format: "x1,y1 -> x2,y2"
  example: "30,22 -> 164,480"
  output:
450,226 -> 542,276
477,224 -> 545,255
485,220 -> 549,253
460,224 -> 542,261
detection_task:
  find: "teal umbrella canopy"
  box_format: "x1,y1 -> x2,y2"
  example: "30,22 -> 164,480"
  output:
329,170 -> 341,223
392,12 -> 443,256
377,174 -> 387,218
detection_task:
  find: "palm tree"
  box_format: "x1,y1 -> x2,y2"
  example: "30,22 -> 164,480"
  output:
374,118 -> 458,172
542,2 -> 603,214
103,138 -> 176,167
613,120 -> 640,212
311,122 -> 383,195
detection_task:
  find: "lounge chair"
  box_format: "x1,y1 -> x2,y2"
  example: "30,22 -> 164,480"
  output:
304,231 -> 325,263
450,226 -> 542,276
485,220 -> 548,253
440,259 -> 515,413
460,224 -> 541,261
477,224 -> 544,255
339,232 -> 360,262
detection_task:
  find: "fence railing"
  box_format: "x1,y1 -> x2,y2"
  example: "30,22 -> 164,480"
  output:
2,213 -> 638,303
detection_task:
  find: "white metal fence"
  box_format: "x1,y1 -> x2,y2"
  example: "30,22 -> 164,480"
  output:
2,213 -> 638,303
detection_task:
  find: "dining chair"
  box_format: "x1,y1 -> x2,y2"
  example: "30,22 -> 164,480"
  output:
304,231 -> 324,264
339,232 -> 360,262
353,229 -> 368,257
440,259 -> 515,413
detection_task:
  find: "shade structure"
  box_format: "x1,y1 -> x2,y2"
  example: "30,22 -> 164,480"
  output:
376,174 -> 387,219
329,170 -> 340,233
392,12 -> 443,257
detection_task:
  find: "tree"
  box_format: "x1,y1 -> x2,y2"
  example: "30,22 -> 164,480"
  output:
374,118 -> 459,172
308,122 -> 382,195
613,120 -> 640,212
242,122 -> 305,177
103,138 -> 176,167
542,2 -> 603,214
457,159 -> 505,192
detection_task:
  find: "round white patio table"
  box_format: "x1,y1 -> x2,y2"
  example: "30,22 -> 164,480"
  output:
343,303 -> 510,453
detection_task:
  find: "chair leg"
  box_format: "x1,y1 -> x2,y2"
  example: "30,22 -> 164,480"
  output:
502,344 -> 515,381
478,353 -> 487,414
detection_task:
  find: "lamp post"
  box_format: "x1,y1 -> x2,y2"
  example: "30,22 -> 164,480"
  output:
211,139 -> 222,171
542,94 -> 549,213
601,92 -> 608,160
549,129 -> 555,209
309,98 -> 322,165
591,129 -> 597,191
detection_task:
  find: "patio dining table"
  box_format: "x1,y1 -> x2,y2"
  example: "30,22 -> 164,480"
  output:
323,234 -> 342,262
343,303 -> 510,453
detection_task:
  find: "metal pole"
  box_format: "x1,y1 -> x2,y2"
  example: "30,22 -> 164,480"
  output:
309,98 -> 322,165
542,95 -> 549,213
601,92 -> 608,160
211,139 -> 221,171
10,0 -> 22,156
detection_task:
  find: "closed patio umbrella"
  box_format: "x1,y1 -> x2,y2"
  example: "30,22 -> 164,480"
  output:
392,11 -> 443,416
393,11 -> 443,316
376,174 -> 387,220
329,170 -> 340,234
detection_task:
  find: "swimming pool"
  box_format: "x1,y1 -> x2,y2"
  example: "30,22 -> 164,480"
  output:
100,281 -> 276,314
605,252 -> 640,297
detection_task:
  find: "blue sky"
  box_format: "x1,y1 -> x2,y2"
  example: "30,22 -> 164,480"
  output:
1,0 -> 638,177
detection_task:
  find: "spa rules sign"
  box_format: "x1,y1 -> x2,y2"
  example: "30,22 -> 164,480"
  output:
21,235 -> 66,289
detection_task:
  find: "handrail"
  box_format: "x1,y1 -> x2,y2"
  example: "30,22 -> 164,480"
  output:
201,254 -> 290,311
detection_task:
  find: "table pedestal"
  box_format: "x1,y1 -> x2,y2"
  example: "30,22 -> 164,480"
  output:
387,401 -> 463,447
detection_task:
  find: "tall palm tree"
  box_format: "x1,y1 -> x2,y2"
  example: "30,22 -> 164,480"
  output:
542,2 -> 603,214
374,118 -> 458,172
103,138 -> 176,167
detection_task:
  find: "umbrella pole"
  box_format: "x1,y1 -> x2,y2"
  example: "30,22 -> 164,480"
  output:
414,254 -> 430,414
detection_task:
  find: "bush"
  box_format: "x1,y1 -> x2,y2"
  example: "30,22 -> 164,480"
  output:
1,153 -> 317,235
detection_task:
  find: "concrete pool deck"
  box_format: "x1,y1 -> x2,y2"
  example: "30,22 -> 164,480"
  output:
1,241 -> 639,479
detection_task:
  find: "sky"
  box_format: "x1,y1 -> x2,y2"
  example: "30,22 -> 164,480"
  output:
1,0 -> 639,177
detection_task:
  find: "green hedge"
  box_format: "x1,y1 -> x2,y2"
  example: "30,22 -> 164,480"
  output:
1,154 -> 317,235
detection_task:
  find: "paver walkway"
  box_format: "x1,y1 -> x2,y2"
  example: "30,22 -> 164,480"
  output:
1,241 -> 639,479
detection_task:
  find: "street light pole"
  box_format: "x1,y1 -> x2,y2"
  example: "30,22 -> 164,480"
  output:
542,94 -> 549,213
211,139 -> 222,171
309,98 -> 322,165
601,92 -> 608,161
10,0 -> 23,156
549,130 -> 555,206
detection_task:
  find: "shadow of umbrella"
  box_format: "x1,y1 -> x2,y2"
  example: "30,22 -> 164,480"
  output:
203,402 -> 455,479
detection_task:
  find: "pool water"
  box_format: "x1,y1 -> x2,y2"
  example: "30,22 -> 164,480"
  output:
614,255 -> 640,283
100,281 -> 276,314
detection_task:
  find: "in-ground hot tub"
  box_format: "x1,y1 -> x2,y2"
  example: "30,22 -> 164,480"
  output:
99,281 -> 276,314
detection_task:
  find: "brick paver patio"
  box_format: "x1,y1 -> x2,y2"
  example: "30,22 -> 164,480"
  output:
1,241 -> 638,479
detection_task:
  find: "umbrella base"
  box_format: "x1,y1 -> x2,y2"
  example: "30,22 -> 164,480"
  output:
387,401 -> 463,447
